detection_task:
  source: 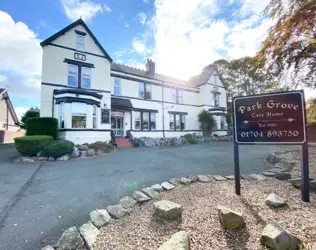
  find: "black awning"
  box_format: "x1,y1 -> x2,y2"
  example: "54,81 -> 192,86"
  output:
111,97 -> 133,109
168,111 -> 188,115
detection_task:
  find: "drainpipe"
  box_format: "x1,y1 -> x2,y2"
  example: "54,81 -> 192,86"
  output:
6,97 -> 9,130
162,81 -> 165,138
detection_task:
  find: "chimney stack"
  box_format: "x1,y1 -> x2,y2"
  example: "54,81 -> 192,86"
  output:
146,59 -> 155,74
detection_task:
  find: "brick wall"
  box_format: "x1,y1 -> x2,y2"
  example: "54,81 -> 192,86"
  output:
0,129 -> 25,143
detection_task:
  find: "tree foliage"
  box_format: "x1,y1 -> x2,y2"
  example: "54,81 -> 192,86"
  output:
197,110 -> 216,136
307,98 -> 316,125
21,107 -> 40,129
256,0 -> 316,88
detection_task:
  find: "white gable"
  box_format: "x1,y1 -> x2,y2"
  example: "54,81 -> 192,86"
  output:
52,24 -> 105,57
206,70 -> 224,87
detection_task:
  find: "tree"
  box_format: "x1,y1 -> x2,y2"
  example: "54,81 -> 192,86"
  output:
197,110 -> 216,136
307,98 -> 316,125
21,107 -> 40,129
256,0 -> 316,88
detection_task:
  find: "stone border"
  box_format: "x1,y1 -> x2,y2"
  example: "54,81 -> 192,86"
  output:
41,171 -> 276,250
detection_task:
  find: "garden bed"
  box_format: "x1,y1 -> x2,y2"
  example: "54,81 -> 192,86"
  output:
94,180 -> 316,250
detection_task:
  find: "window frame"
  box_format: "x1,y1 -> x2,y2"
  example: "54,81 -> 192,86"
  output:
169,113 -> 187,131
76,33 -> 85,51
134,111 -> 141,130
138,82 -> 145,99
134,111 -> 157,130
92,105 -> 97,129
213,93 -> 220,107
59,102 -> 65,128
81,67 -> 91,89
142,112 -> 150,130
114,78 -> 121,96
71,102 -> 87,128
68,64 -> 79,87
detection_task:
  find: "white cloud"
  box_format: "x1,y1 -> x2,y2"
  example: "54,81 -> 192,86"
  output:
0,75 -> 7,82
60,0 -> 111,21
132,37 -> 146,54
124,22 -> 130,28
0,11 -> 41,96
138,12 -> 147,25
127,0 -> 273,80
143,0 -> 149,3
15,106 -> 28,121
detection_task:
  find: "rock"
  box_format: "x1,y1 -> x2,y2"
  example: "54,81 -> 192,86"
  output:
133,191 -> 151,202
106,204 -> 131,219
38,157 -> 48,161
161,182 -> 175,191
21,157 -> 35,163
268,168 -> 285,173
87,149 -> 95,157
157,231 -> 190,250
154,200 -> 183,220
180,177 -> 191,185
217,206 -> 245,230
260,221 -> 300,250
119,196 -> 137,209
266,193 -> 287,208
207,175 -> 215,181
289,178 -> 314,189
197,175 -> 211,183
151,184 -> 163,192
94,149 -> 103,155
72,147 -> 80,157
276,172 -> 291,180
275,161 -> 293,170
48,157 -> 55,161
262,171 -> 276,177
89,209 -> 111,228
212,175 -> 227,181
250,174 -> 266,181
169,178 -> 181,186
142,187 -> 159,198
241,174 -> 254,180
187,175 -> 198,182
78,221 -> 99,250
310,180 -> 316,192
57,155 -> 69,161
55,226 -> 84,250
225,175 -> 235,180
41,246 -> 54,250
265,153 -> 281,165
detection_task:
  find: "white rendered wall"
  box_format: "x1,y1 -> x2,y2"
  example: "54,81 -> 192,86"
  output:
59,131 -> 111,144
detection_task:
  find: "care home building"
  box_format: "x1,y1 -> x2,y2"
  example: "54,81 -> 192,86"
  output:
40,19 -> 228,144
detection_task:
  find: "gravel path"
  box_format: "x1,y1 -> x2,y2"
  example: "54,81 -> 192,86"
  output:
94,180 -> 316,250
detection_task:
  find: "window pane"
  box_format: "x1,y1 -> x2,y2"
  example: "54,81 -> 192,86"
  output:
69,65 -> 78,75
169,114 -> 174,129
76,34 -> 84,51
68,75 -> 78,87
177,90 -> 183,104
143,112 -> 149,130
72,103 -> 86,128
134,112 -> 141,130
138,82 -> 145,99
59,102 -> 64,128
150,113 -> 156,130
146,84 -> 152,100
175,114 -> 180,130
114,79 -> 121,95
82,67 -> 91,77
81,78 -> 91,88
181,115 -> 186,130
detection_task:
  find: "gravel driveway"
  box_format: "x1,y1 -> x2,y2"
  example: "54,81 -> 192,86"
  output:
0,142 -> 297,250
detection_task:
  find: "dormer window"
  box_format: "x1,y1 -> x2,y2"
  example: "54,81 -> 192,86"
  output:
76,33 -> 85,51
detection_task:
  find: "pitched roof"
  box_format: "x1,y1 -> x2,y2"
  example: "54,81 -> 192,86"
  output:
0,88 -> 5,95
111,63 -> 189,87
40,18 -> 113,62
188,66 -> 227,89
0,89 -> 19,124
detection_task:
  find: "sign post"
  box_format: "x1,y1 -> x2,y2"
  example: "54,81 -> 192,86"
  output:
232,91 -> 309,202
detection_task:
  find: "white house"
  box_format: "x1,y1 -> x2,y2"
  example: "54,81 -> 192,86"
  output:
40,19 -> 228,144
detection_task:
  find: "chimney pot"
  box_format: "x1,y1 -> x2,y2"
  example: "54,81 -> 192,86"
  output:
146,58 -> 155,75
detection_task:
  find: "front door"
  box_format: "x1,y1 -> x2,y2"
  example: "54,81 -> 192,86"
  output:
111,117 -> 124,137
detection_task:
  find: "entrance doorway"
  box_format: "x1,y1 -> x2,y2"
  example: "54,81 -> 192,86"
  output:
111,117 -> 124,137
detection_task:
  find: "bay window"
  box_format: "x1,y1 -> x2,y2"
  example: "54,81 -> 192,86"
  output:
72,103 -> 87,128
81,67 -> 91,89
68,64 -> 78,87
134,112 -> 141,130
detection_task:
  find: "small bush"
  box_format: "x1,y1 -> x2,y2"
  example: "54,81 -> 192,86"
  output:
89,141 -> 114,153
26,117 -> 58,139
41,140 -> 74,158
14,135 -> 53,156
183,134 -> 198,144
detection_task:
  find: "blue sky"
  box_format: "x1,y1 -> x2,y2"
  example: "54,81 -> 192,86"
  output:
0,0 -> 315,119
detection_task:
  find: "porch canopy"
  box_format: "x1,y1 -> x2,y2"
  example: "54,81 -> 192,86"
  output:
111,97 -> 133,110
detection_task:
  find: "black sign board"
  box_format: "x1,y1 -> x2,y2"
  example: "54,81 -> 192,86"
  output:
233,91 -> 306,144
101,109 -> 110,124
232,90 -> 309,202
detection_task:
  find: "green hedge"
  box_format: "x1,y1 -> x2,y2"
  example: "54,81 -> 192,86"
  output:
41,140 -> 74,158
14,135 -> 53,156
183,133 -> 198,144
26,117 -> 58,139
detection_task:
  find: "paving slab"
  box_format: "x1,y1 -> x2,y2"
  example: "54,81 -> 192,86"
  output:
212,175 -> 227,181
197,175 -> 211,183
225,175 -> 235,180
261,171 -> 276,177
250,174 -> 267,181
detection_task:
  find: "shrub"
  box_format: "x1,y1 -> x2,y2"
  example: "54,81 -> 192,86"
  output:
183,134 -> 198,144
26,117 -> 58,139
41,140 -> 74,158
14,135 -> 53,156
88,141 -> 114,153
